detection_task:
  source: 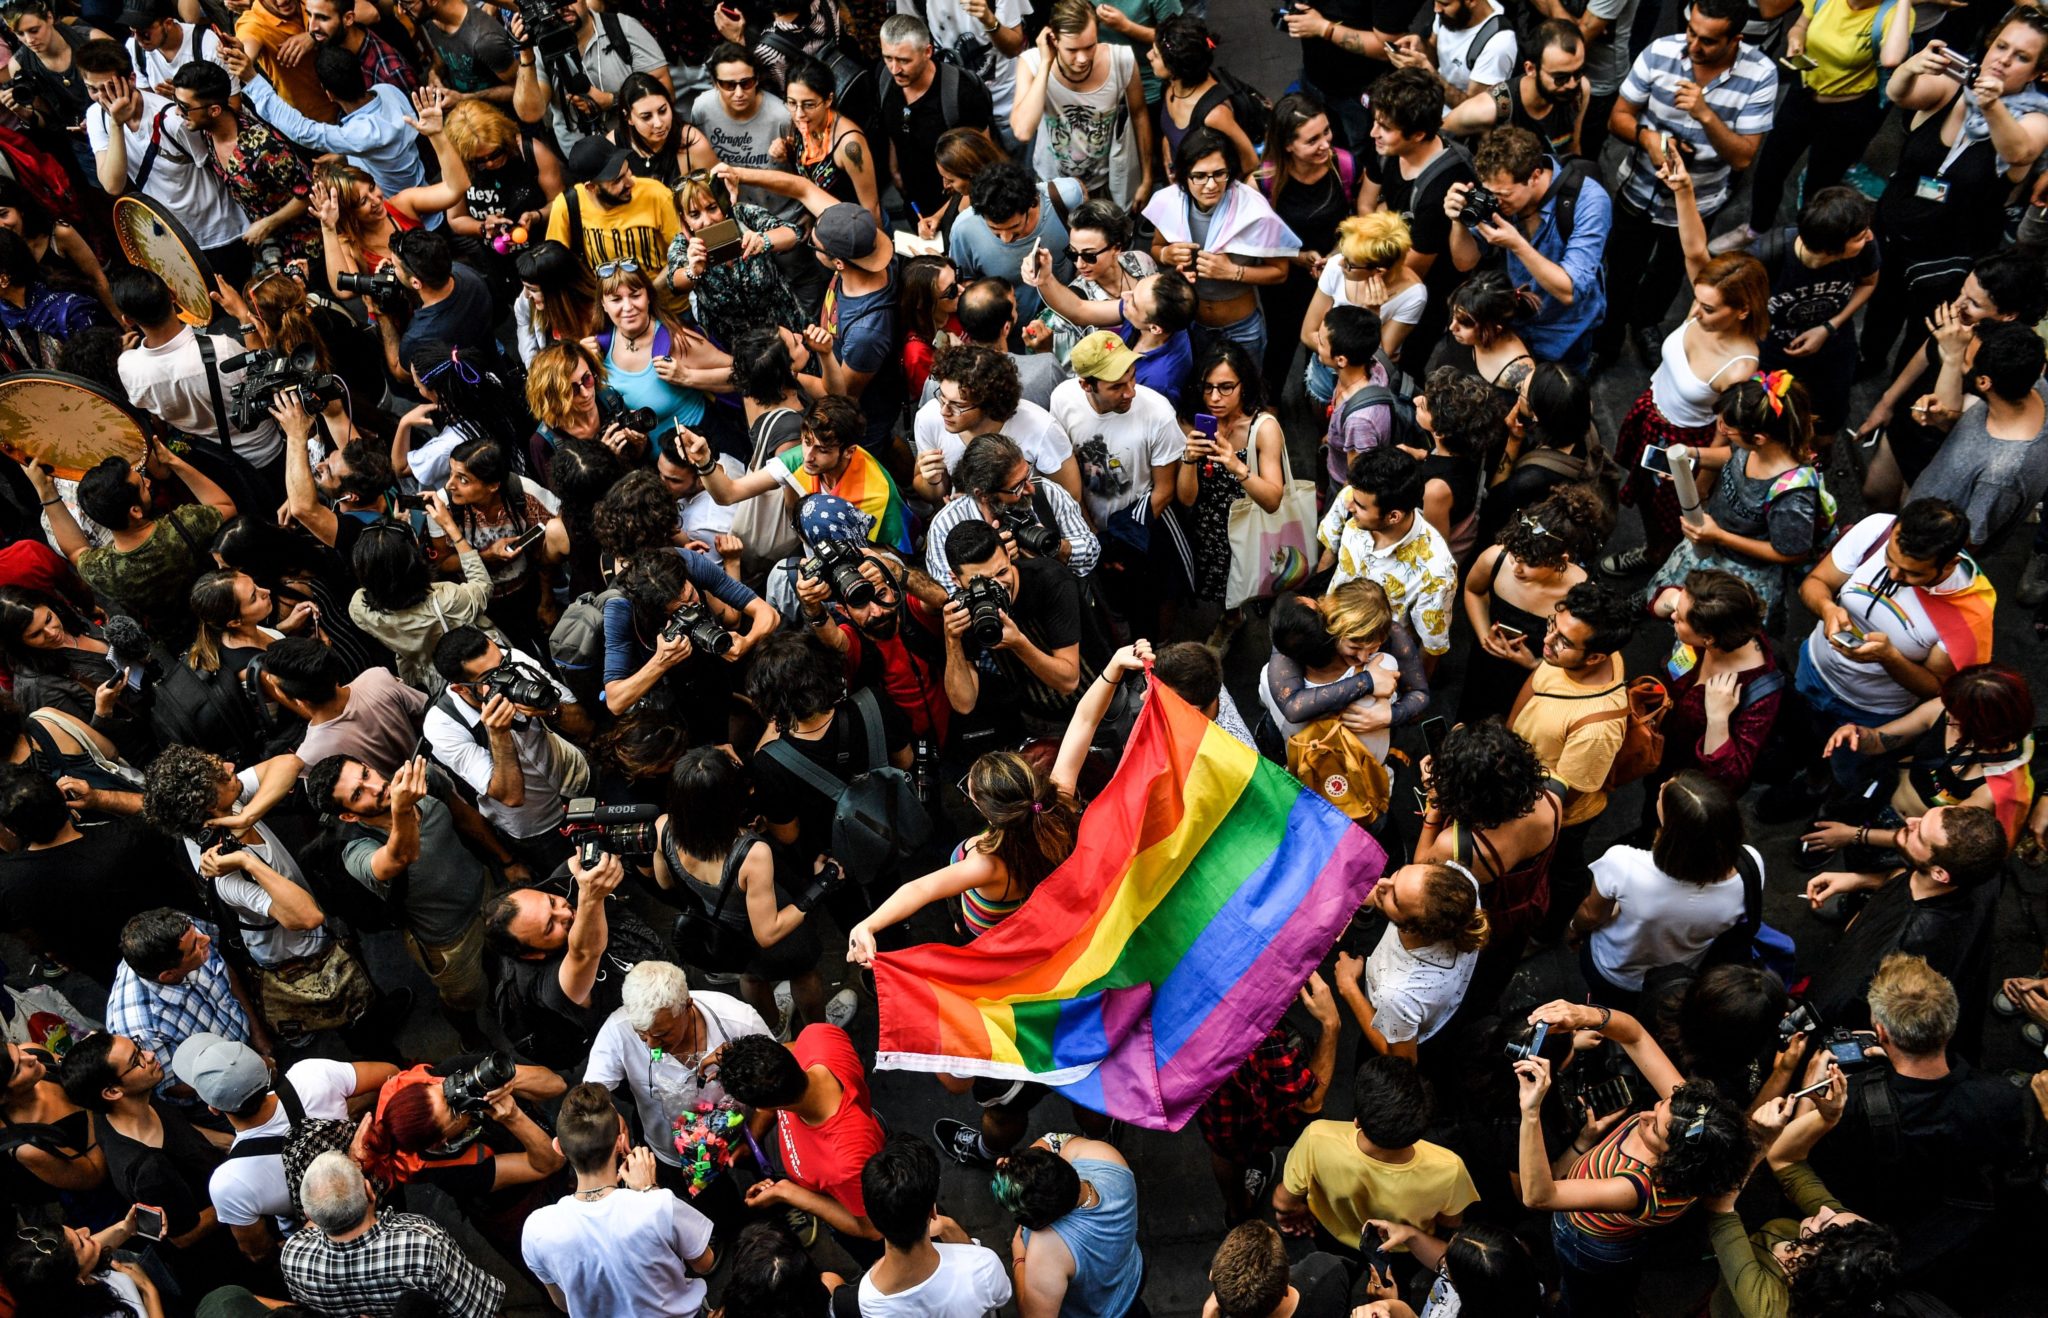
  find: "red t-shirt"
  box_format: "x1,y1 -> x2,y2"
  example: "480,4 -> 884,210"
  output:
777,1024 -> 885,1217
838,609 -> 949,744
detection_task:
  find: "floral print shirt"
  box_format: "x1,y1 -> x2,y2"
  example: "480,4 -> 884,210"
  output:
662,202 -> 804,348
1317,492 -> 1459,655
202,112 -> 320,260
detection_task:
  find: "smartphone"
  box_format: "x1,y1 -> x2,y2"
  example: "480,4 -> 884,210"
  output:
1779,53 -> 1819,72
1830,629 -> 1864,649
395,492 -> 427,512
1422,716 -> 1448,761
1494,621 -> 1527,641
131,1205 -> 165,1241
1662,136 -> 1678,168
1640,444 -> 1673,477
122,664 -> 142,692
506,524 -> 547,554
1192,412 -> 1219,475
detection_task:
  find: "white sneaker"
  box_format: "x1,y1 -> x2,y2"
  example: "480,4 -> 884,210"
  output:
1707,224 -> 1758,255
826,986 -> 860,1028
774,981 -> 792,1016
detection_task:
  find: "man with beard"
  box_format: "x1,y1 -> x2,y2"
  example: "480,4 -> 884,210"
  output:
277,393 -> 401,555
792,496 -> 955,750
876,15 -> 993,221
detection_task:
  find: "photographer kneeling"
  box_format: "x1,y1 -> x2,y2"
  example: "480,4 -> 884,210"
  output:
941,520 -> 1094,741
426,625 -> 592,873
602,548 -> 775,740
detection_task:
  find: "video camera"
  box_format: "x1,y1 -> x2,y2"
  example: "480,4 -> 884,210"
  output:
442,1051 -> 517,1116
663,603 -> 733,656
1002,505 -> 1060,557
516,0 -> 594,123
249,239 -> 290,277
221,346 -> 346,432
560,797 -> 660,858
801,538 -> 878,608
475,659 -> 559,709
959,575 -> 1011,649
597,386 -> 657,436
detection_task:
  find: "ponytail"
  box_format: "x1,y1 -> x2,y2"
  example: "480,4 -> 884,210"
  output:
967,752 -> 1079,896
1407,863 -> 1491,953
1453,907 -> 1491,954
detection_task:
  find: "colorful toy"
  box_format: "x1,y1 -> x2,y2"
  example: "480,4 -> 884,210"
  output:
671,1100 -> 747,1195
490,226 -> 531,255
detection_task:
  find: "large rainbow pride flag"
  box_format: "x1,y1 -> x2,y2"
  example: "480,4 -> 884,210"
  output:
873,676 -> 1385,1131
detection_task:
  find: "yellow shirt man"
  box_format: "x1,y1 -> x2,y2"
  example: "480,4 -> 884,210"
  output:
1281,1119 -> 1480,1250
1511,658 -> 1630,827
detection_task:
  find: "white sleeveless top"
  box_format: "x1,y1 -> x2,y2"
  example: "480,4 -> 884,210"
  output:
1650,319 -> 1757,428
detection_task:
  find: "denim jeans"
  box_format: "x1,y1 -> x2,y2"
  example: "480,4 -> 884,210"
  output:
1191,306 -> 1267,369
1794,644 -> 1904,790
1550,1214 -> 1647,1316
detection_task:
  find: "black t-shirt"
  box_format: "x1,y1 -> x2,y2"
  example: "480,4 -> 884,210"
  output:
1292,1253 -> 1354,1317
400,264 -> 501,369
984,556 -> 1093,725
1807,870 -> 2000,1032
0,821 -> 193,982
1371,142 -> 1474,299
94,1103 -> 223,1237
879,67 -> 995,215
751,695 -> 915,865
1753,226 -> 1879,355
1511,78 -> 1580,158
1302,0 -> 1426,97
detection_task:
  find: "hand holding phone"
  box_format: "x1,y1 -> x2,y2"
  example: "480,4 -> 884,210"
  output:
130,1204 -> 165,1240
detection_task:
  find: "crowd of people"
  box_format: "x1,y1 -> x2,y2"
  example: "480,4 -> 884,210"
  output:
0,0 -> 2045,1313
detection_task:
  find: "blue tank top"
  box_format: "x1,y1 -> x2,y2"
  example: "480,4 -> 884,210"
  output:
603,324 -> 705,436
1023,1159 -> 1143,1318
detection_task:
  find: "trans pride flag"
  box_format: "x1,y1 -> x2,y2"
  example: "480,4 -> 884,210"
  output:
873,677 -> 1384,1131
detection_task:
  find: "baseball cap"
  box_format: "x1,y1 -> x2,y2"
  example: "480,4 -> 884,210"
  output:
1069,329 -> 1139,383
173,1032 -> 271,1112
117,0 -> 172,28
568,136 -> 631,186
814,202 -> 893,273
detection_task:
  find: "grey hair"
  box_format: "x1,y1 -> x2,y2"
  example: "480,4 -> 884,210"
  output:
300,1151 -> 371,1235
879,13 -> 932,47
956,433 -> 1026,497
620,959 -> 691,1032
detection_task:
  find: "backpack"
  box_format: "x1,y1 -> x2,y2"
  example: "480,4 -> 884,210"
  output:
1764,464 -> 1841,560
1335,350 -> 1429,455
1696,845 -> 1801,983
1508,673 -> 1670,792
1189,65 -> 1274,146
221,1076 -> 395,1212
1286,717 -> 1391,824
760,687 -> 931,876
759,28 -> 878,135
1547,157 -> 1606,247
548,585 -> 624,684
1516,441 -> 1625,535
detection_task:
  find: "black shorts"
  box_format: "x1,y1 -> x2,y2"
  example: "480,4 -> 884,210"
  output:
970,1077 -> 1050,1112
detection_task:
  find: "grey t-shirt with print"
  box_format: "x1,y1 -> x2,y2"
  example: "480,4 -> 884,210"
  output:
690,90 -> 805,223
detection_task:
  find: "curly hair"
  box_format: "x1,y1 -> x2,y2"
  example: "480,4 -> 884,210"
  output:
1497,488 -> 1600,569
142,744 -> 234,840
1404,863 -> 1490,952
1784,1218 -> 1901,1317
527,340 -> 607,433
594,467 -> 679,561
1423,365 -> 1514,459
1428,719 -> 1546,831
745,632 -> 845,733
931,342 -> 1022,422
1649,1081 -> 1753,1200
965,751 -> 1079,898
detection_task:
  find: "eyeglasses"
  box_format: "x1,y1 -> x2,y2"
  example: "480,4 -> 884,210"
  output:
787,97 -> 824,114
938,396 -> 980,416
14,1229 -> 55,1257
595,260 -> 641,277
1187,168 -> 1230,184
570,372 -> 598,395
1065,245 -> 1109,264
996,475 -> 1033,497
715,76 -> 757,91
118,1044 -> 154,1077
1200,380 -> 1240,394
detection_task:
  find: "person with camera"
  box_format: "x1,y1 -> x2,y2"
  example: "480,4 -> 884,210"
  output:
429,436 -> 565,648
306,752 -> 495,1048
283,1149 -> 507,1318
1512,999 -> 1756,1315
519,1080 -> 717,1317
389,229 -> 497,372
791,522 -> 955,750
2,1209 -> 168,1318
1443,126 -> 1611,371
509,0 -> 672,152
924,433 -> 1099,595
912,342 -> 1083,509
661,170 -> 804,351
602,546 -> 772,726
0,1 -> 107,184
426,624 -> 589,870
941,519 -> 1095,736
1802,952 -> 2027,1293
678,395 -> 916,556
167,61 -> 323,271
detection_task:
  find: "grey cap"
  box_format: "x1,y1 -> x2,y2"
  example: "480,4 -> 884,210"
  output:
172,1031 -> 270,1111
814,202 -> 892,272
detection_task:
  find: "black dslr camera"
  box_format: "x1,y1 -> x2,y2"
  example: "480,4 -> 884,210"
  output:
663,603 -> 734,656
958,575 -> 1011,649
597,386 -> 658,436
333,268 -> 408,303
476,659 -> 559,709
802,538 -> 877,608
1458,184 -> 1503,229
561,797 -> 661,858
222,346 -> 346,432
442,1051 -> 517,1116
1002,505 -> 1060,558
1779,1000 -> 1881,1073
516,0 -> 592,107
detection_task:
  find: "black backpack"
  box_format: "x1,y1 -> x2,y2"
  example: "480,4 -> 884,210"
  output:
221,1076 -> 394,1212
1334,350 -> 1429,454
760,688 -> 931,878
760,28 -> 878,135
1188,67 -> 1273,149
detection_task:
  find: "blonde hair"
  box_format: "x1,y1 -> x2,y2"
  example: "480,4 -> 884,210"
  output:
1321,578 -> 1392,649
1336,212 -> 1412,271
526,340 -> 605,431
1866,952 -> 1958,1055
1411,863 -> 1491,953
599,263 -> 684,336
313,161 -> 380,250
442,99 -> 519,163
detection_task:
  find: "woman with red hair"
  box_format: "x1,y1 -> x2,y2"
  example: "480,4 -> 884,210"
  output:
1802,663 -> 2037,868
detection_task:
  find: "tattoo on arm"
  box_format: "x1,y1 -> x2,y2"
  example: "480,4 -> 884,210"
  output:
843,137 -> 864,170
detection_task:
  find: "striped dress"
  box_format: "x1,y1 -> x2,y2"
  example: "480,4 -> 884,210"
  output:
1561,1113 -> 1695,1240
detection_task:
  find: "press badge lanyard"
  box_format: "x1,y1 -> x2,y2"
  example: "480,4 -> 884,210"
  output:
1921,96 -> 1992,203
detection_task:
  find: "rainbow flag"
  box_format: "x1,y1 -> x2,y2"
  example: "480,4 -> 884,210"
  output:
873,677 -> 1384,1131
775,444 -> 913,555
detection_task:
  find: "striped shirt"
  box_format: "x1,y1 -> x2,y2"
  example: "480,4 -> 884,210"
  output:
1561,1112 -> 1696,1239
1617,35 -> 1778,222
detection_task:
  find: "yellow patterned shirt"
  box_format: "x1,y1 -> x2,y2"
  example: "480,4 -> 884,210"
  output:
1317,492 -> 1460,654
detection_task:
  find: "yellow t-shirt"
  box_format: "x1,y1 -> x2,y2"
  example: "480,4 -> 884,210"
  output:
236,3 -> 337,123
1280,1121 -> 1480,1249
1800,0 -> 1911,98
1510,659 -> 1630,826
544,177 -> 683,272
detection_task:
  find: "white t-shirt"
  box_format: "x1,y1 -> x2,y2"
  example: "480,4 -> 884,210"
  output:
1048,378 -> 1186,527
912,398 -> 1076,483
117,327 -> 286,466
521,1185 -> 715,1318
857,1242 -> 1014,1317
88,90 -> 247,249
422,643 -> 577,840
1020,42 -> 1136,193
208,1058 -> 359,1229
1317,262 -> 1429,330
925,0 -> 1026,118
1802,513 -> 1985,718
179,769 -> 329,968
581,993 -> 771,1167
406,426 -> 467,491
135,23 -> 240,97
1588,844 -> 1749,990
679,455 -> 746,542
1433,7 -> 1518,94
1364,869 -> 1481,1044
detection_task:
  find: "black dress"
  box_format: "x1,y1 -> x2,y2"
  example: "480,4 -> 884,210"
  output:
1263,162 -> 1352,387
1457,550 -> 1549,724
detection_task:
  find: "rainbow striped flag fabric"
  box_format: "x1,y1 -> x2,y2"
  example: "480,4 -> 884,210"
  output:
873,676 -> 1385,1131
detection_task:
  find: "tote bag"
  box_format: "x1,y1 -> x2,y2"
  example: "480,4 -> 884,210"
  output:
1223,414 -> 1320,608
731,408 -> 805,585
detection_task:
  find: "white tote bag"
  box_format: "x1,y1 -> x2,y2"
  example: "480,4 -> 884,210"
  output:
1223,414 -> 1321,608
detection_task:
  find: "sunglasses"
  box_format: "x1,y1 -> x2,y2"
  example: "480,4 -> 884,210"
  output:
595,260 -> 642,276
1065,245 -> 1109,264
571,372 -> 598,394
715,76 -> 757,91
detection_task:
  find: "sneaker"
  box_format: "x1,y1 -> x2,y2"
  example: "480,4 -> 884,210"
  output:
779,1207 -> 819,1247
1599,545 -> 1651,576
826,986 -> 860,1028
933,1117 -> 996,1168
2024,1022 -> 2046,1050
774,981 -> 792,1018
1994,989 -> 2019,1018
698,969 -> 742,987
2019,554 -> 2048,606
1707,224 -> 1758,255
1242,1150 -> 1276,1201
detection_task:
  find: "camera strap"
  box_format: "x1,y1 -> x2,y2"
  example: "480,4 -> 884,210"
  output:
194,332 -> 234,450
